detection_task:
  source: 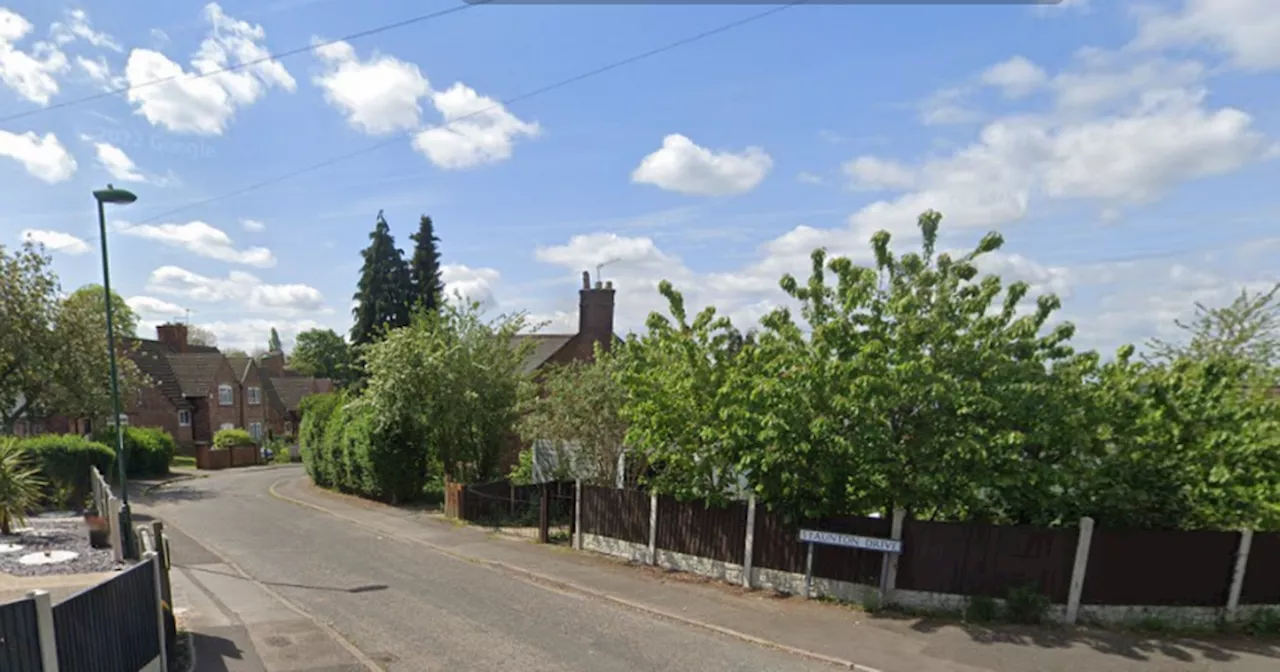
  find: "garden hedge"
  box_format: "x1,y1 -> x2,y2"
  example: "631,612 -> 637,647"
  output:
17,434 -> 115,510
93,426 -> 176,478
213,428 -> 255,449
300,392 -> 426,504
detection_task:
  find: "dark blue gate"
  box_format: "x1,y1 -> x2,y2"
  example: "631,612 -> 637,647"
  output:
0,597 -> 43,671
53,558 -> 159,672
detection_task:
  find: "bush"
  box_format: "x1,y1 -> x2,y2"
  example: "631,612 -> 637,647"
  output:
304,395 -> 425,504
299,392 -> 344,485
965,595 -> 999,623
213,428 -> 255,449
1003,585 -> 1051,625
93,427 -> 176,478
17,434 -> 115,510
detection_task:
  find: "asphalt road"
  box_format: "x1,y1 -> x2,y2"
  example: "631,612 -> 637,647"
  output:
142,467 -> 834,672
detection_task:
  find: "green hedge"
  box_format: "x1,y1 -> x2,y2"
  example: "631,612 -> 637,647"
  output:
92,426 -> 176,478
301,393 -> 426,504
299,392 -> 344,485
17,434 -> 115,510
213,428 -> 255,449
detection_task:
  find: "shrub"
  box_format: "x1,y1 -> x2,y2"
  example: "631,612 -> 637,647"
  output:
93,427 -> 176,478
0,437 -> 46,533
1003,585 -> 1051,625
17,434 -> 114,510
964,595 -> 999,623
306,396 -> 425,504
299,392 -> 344,484
213,428 -> 255,449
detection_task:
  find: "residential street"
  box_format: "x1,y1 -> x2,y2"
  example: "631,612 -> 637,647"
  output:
136,467 -> 834,672
136,466 -> 1280,672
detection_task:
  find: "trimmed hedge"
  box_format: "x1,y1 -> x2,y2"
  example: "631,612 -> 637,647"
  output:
300,392 -> 425,504
17,434 -> 115,510
93,426 -> 176,478
213,428 -> 255,449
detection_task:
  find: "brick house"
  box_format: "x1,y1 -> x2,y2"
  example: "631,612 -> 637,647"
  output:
14,322 -> 332,455
497,271 -> 619,473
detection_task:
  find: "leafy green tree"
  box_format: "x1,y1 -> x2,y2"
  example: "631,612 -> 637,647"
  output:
0,244 -> 142,431
1146,283 -> 1279,372
289,328 -> 356,387
268,327 -> 283,353
408,215 -> 445,313
63,285 -> 138,339
187,325 -> 217,347
363,301 -> 532,483
0,437 -> 44,534
351,211 -> 412,345
516,346 -> 628,486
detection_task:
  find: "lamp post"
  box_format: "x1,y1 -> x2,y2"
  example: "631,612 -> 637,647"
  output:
93,184 -> 138,559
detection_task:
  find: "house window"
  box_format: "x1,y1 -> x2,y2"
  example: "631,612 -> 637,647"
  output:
248,387 -> 261,405
135,388 -> 144,406
249,422 -> 263,442
178,410 -> 192,427
107,414 -> 128,427
218,384 -> 233,406
219,423 -> 235,431
284,421 -> 293,436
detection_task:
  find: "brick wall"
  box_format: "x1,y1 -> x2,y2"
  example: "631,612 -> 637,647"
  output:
126,381 -> 190,448
206,358 -> 241,439
239,363 -> 267,442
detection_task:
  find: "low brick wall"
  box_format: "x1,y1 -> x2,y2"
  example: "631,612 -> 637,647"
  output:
196,444 -> 261,470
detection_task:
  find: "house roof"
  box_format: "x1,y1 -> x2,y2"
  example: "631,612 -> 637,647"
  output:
511,334 -> 575,374
225,355 -> 252,381
270,377 -> 317,413
168,353 -> 227,397
126,340 -> 191,410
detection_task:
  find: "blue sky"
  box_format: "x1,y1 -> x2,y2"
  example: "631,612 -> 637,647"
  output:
1,0 -> 1276,352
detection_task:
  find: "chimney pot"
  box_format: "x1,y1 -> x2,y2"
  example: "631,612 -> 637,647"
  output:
605,280 -> 613,289
579,274 -> 616,358
581,271 -> 590,290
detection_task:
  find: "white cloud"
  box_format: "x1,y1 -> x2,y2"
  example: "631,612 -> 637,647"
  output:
241,218 -> 265,232
116,221 -> 276,267
796,171 -> 825,185
195,318 -> 328,351
126,295 -> 185,318
312,39 -> 430,134
0,130 -> 76,182
21,229 -> 90,254
843,156 -> 916,191
75,55 -> 116,87
49,9 -> 121,51
412,83 -> 540,169
920,86 -> 982,126
125,3 -> 295,135
86,140 -> 147,182
631,134 -> 772,197
981,56 -> 1048,98
0,8 -> 69,105
441,264 -> 500,308
1133,0 -> 1280,71
146,265 -> 327,315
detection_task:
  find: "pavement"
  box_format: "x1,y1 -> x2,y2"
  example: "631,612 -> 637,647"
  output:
0,570 -> 120,605
132,466 -> 1280,672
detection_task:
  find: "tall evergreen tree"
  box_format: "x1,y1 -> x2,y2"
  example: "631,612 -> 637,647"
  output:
408,214 -> 445,312
268,327 -> 282,353
351,211 -> 411,345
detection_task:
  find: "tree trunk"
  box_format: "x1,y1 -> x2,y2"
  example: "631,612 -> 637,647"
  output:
1,512 -> 11,536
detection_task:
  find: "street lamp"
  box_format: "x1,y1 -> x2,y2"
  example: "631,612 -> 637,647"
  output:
93,184 -> 138,559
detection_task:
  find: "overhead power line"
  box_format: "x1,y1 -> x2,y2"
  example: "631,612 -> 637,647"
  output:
136,2 -> 804,225
0,1 -> 485,124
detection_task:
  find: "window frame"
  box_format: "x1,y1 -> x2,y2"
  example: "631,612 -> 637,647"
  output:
218,384 -> 233,406
178,409 -> 192,427
248,386 -> 261,406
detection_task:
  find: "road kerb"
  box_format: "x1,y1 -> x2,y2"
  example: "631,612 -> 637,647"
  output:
268,477 -> 880,672
157,514 -> 384,672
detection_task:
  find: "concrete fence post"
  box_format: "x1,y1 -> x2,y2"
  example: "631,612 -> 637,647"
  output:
1065,516 -> 1096,624
108,496 -> 124,563
877,508 -> 906,606
145,552 -> 169,671
648,492 -> 658,566
1227,529 -> 1254,618
741,495 -> 756,589
28,589 -> 59,672
573,479 -> 583,551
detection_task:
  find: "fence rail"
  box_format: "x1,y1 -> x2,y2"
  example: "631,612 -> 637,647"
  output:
0,598 -> 43,671
572,486 -> 1280,624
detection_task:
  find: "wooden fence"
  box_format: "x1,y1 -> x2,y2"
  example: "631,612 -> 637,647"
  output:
574,486 -> 1280,623
0,598 -> 42,671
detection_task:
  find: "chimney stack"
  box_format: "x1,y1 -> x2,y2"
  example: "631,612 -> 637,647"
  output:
156,323 -> 189,353
579,271 -> 616,356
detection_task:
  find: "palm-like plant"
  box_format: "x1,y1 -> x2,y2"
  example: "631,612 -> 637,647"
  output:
0,437 -> 45,535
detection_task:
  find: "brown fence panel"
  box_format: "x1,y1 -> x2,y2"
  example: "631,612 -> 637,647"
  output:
896,520 -> 1076,602
1238,531 -> 1280,605
1081,528 -> 1237,606
655,496 -> 748,564
581,485 -> 650,545
752,510 -> 890,586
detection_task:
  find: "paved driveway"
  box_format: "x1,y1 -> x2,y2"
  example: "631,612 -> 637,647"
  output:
140,467 -> 834,671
